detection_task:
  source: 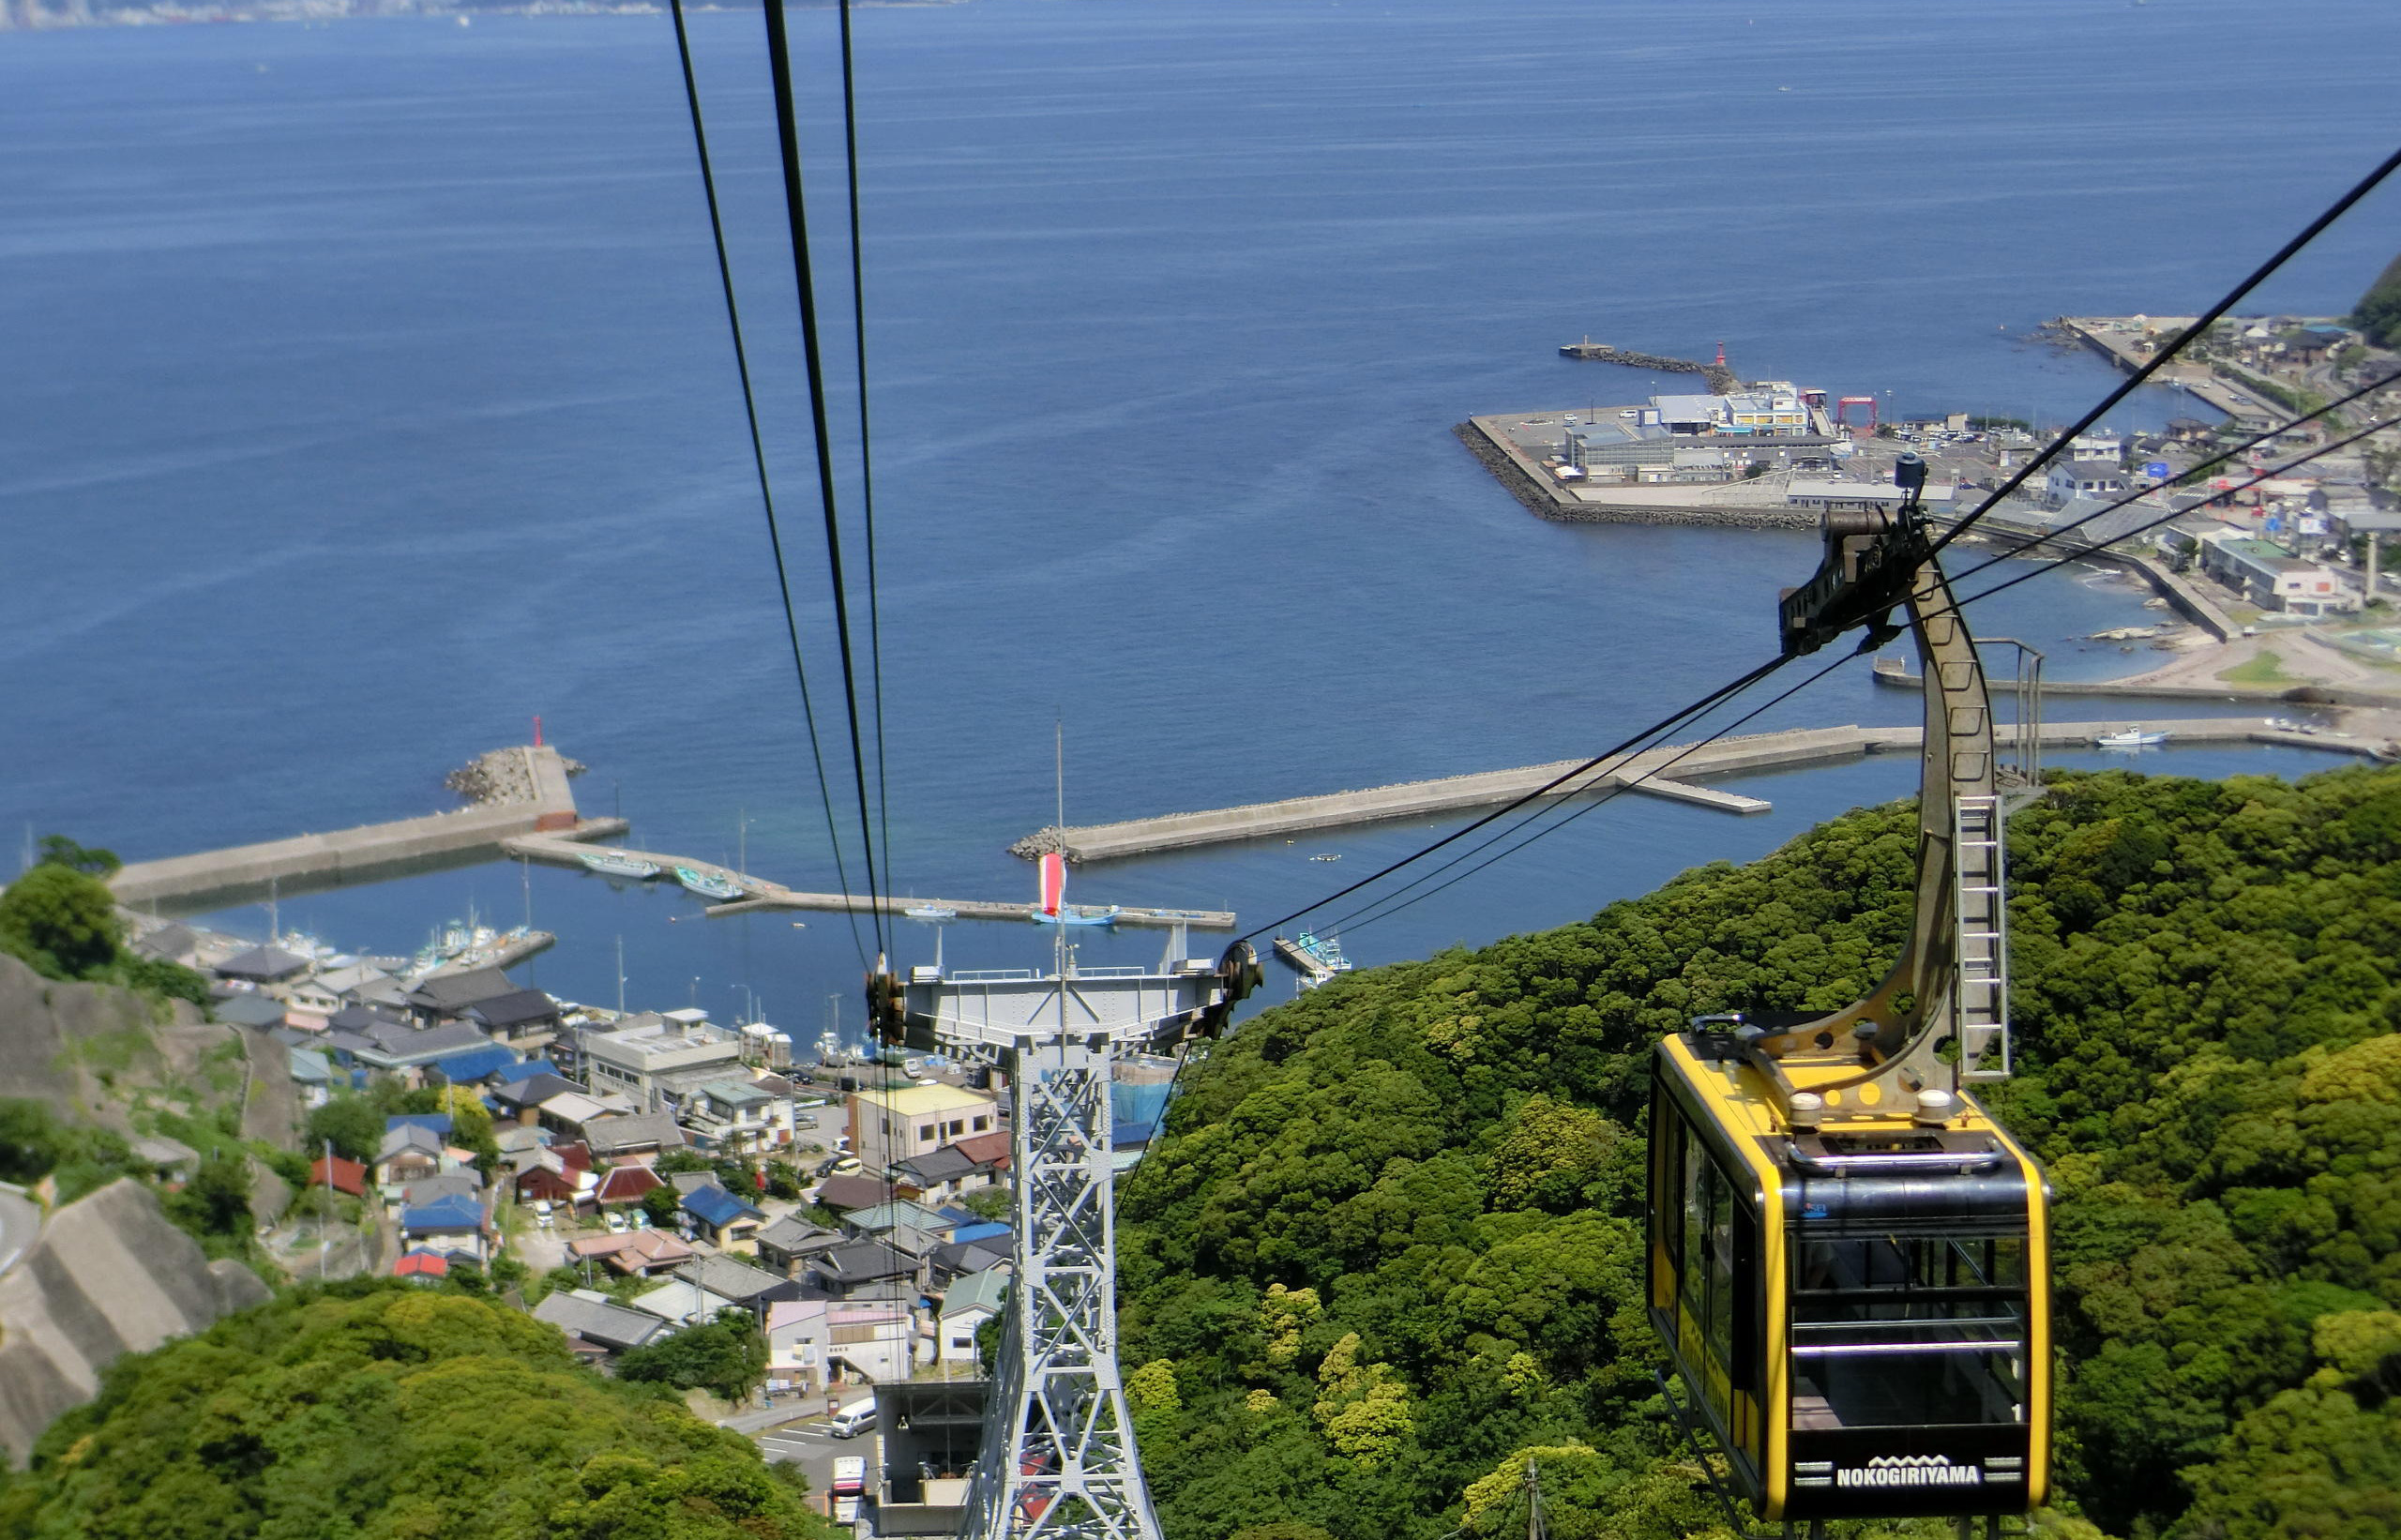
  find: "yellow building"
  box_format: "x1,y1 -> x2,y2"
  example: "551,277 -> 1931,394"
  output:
848,1083 -> 1000,1174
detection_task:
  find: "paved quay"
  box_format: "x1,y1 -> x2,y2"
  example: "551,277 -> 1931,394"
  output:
111,745 -> 606,911
500,832 -> 1235,930
1027,717 -> 2340,864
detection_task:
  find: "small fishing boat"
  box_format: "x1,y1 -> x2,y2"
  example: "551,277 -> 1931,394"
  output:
581,850 -> 661,880
2092,727 -> 2170,748
1032,904 -> 1119,928
674,865 -> 747,900
904,905 -> 958,921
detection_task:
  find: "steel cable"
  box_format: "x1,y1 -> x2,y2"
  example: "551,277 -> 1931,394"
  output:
664,0 -> 868,965
760,0 -> 888,957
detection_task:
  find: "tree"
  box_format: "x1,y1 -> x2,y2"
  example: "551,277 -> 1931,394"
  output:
960,1185 -> 1012,1222
0,1285 -> 832,1539
642,1184 -> 683,1229
2354,250 -> 2401,347
162,1153 -> 253,1257
614,1311 -> 770,1404
36,833 -> 121,877
305,1093 -> 385,1164
436,1083 -> 501,1175
0,862 -> 121,979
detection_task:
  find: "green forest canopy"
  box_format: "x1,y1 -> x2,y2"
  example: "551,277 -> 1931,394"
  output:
0,1283 -> 832,1540
1118,765 -> 2401,1540
2353,251 -> 2401,347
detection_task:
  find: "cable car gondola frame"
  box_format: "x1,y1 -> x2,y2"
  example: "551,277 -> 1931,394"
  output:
1645,457 -> 2051,1533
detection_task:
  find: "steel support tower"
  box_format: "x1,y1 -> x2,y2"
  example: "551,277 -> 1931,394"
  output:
883,951 -> 1233,1540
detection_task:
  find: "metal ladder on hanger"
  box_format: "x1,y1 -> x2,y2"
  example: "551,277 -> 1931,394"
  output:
1954,792 -> 2012,1083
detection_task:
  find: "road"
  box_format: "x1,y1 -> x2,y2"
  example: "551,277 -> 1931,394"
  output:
0,1185 -> 38,1276
742,1415 -> 852,1505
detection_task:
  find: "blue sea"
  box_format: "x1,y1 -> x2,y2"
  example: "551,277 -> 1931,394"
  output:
3,0 -> 2398,1032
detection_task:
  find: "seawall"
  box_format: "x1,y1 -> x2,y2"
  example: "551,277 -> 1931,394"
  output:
110,744 -> 596,911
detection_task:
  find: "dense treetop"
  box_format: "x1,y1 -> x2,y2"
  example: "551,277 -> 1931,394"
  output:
0,1283 -> 831,1540
1119,766 -> 2401,1540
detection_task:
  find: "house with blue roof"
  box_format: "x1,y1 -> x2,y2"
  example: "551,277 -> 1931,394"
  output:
426,1044 -> 521,1088
386,1112 -> 454,1138
680,1183 -> 766,1255
400,1191 -> 487,1261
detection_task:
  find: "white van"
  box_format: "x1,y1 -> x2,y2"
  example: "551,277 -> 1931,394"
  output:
827,1399 -> 878,1440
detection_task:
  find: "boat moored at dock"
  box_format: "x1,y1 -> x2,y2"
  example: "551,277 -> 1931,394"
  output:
674,865 -> 747,900
2093,728 -> 2171,748
581,850 -> 661,880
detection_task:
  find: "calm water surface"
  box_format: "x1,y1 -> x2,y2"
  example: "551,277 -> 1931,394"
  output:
3,0 -> 2397,1024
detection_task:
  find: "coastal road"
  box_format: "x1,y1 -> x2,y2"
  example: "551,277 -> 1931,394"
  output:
0,1185 -> 41,1277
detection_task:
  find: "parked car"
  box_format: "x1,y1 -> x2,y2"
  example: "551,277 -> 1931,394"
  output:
829,1402 -> 878,1441
606,1209 -> 628,1233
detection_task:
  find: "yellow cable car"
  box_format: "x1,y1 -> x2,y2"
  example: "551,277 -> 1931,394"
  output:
1647,458 -> 2051,1532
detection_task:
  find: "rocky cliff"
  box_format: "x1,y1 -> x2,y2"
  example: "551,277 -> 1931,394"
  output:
0,1179 -> 271,1464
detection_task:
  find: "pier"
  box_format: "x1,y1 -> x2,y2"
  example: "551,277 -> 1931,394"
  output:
1557,340 -> 1741,394
1019,717 -> 2351,863
500,832 -> 1235,930
111,746 -> 612,912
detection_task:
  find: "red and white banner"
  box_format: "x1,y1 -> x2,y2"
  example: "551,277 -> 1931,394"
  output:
1039,852 -> 1065,915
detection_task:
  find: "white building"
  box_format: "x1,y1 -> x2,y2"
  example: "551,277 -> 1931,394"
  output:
2045,462 -> 2127,508
580,1013 -> 745,1112
765,1299 -> 915,1394
938,1268 -> 1010,1366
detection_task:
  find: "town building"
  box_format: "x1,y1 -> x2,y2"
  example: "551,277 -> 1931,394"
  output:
848,1084 -> 1000,1174
938,1268 -> 1009,1366
579,1013 -> 746,1112
2195,534 -> 2357,617
531,1290 -> 671,1354
680,1184 -> 767,1253
678,1077 -> 793,1156
764,1300 -> 914,1394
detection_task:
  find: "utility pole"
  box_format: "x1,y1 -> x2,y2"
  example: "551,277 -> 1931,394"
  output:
615,935 -> 627,1016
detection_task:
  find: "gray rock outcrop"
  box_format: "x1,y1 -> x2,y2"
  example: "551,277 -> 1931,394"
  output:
0,1179 -> 270,1466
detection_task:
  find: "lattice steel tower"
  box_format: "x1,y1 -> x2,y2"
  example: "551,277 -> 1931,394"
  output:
872,940 -> 1250,1540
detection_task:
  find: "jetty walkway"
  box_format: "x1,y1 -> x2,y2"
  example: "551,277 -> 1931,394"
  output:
112,746 -> 615,911
1020,717 -> 2361,864
502,832 -> 1235,930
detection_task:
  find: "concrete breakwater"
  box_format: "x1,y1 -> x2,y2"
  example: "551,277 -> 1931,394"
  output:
1452,422 -> 1815,529
1874,657 -> 2401,711
502,832 -> 1235,930
1557,340 -> 1741,394
1021,717 -> 2336,863
110,745 -> 612,911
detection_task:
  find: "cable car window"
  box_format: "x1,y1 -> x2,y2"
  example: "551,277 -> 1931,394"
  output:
1790,1231 -> 2028,1430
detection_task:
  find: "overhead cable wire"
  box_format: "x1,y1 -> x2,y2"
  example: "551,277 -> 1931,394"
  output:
1946,416 -> 2399,618
835,0 -> 897,911
1366,412 -> 2401,943
760,0 -> 888,957
1242,148 -> 2401,955
664,0 -> 868,965
1233,653 -> 1795,944
1336,399 -> 2399,942
1337,647 -> 1865,938
1940,368 -> 2401,593
1933,143 -> 2401,558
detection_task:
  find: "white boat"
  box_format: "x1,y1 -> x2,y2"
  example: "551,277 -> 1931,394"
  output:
2093,728 -> 2170,748
581,850 -> 661,880
674,865 -> 747,900
904,905 -> 957,921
